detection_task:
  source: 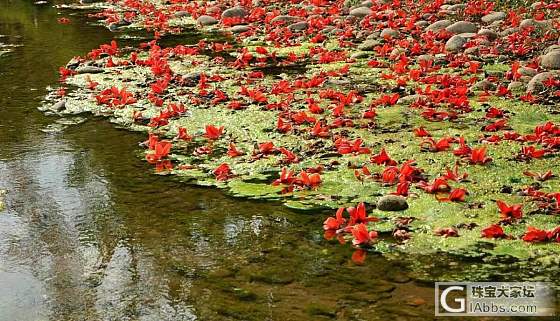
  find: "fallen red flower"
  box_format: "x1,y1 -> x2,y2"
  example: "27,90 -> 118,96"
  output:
351,223 -> 378,246
204,125 -> 224,140
481,224 -> 507,239
496,200 -> 523,221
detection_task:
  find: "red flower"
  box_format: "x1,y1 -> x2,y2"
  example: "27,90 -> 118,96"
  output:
57,17 -> 71,24
481,224 -> 507,239
298,170 -> 321,189
227,143 -> 244,157
434,227 -> 459,238
413,127 -> 431,137
468,147 -> 492,165
323,208 -> 346,231
437,188 -> 468,202
523,170 -> 554,181
370,148 -> 397,166
176,127 -> 193,141
204,125 -> 224,140
496,200 -> 523,221
416,177 -> 450,194
420,137 -> 452,152
522,226 -> 548,243
351,223 -> 378,246
146,141 -> 172,164
272,167 -> 297,188
213,163 -> 232,181
347,202 -> 378,226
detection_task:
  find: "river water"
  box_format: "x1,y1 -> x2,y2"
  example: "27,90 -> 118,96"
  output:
0,1 -> 557,321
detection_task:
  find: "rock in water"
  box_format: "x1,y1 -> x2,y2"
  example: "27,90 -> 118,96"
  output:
377,195 -> 409,211
51,100 -> 66,112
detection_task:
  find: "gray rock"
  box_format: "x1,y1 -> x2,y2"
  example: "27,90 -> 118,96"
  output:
221,6 -> 247,19
377,195 -> 409,211
414,20 -> 429,28
270,15 -> 299,24
446,21 -> 478,34
351,51 -> 370,59
197,15 -> 218,26
349,6 -> 371,18
76,65 -> 104,74
417,54 -> 434,62
464,46 -> 479,55
478,28 -> 498,40
358,39 -> 380,51
51,100 -> 66,112
288,21 -> 308,31
519,67 -> 538,77
541,52 -> 560,70
425,20 -> 452,32
397,94 -> 424,105
527,71 -> 560,92
507,81 -> 525,93
445,35 -> 467,52
229,25 -> 250,33
544,45 -> 560,55
457,32 -> 477,38
481,11 -> 506,24
499,27 -> 519,37
359,0 -> 373,7
448,3 -> 466,11
174,11 -> 190,18
470,80 -> 496,91
380,28 -> 399,38
519,18 -> 536,28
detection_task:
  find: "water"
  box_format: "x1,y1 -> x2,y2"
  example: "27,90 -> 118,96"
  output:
0,1 -> 557,321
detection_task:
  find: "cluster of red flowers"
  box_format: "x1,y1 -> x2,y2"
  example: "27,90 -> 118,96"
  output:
55,0 -> 560,261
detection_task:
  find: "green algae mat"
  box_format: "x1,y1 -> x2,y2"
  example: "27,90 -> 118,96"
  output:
45,0 -> 560,263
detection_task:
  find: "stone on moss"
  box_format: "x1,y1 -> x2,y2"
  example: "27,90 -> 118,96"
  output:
377,195 -> 408,211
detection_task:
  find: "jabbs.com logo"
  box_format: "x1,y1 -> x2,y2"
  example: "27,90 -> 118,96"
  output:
435,282 -> 556,317
435,283 -> 467,315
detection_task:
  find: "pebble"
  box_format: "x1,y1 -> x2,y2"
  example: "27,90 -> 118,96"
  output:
288,21 -> 308,31
380,28 -> 399,38
221,6 -> 247,19
540,52 -> 560,70
527,71 -> 560,92
445,35 -> 467,52
349,6 -> 371,18
377,195 -> 409,211
481,11 -> 506,24
425,19 -> 452,32
197,15 -> 218,26
445,21 -> 478,34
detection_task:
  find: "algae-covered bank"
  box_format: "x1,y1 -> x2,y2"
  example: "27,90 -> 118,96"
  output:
1,0 -> 560,320
46,0 -> 560,261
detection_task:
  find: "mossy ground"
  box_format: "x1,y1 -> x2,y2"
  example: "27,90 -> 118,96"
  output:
45,3 -> 560,263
